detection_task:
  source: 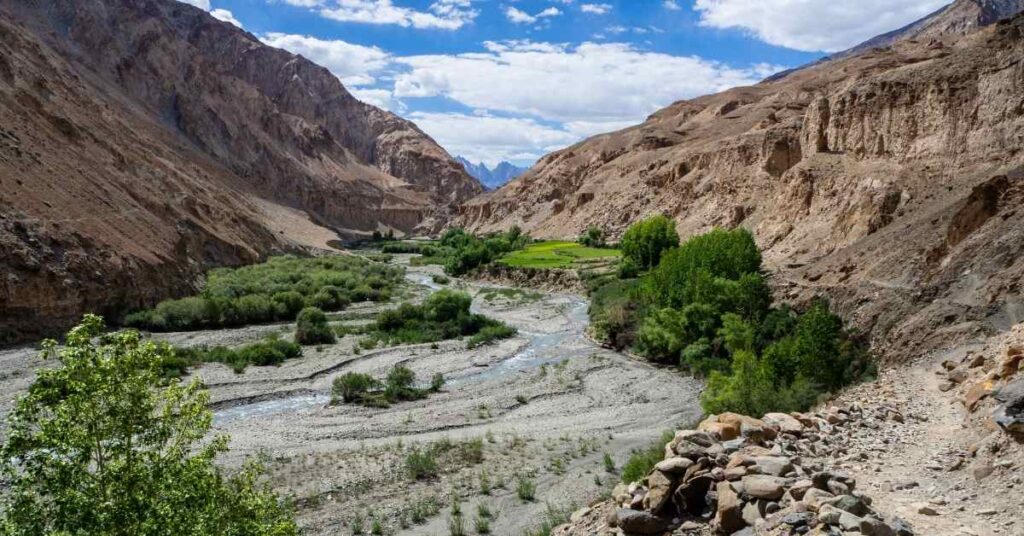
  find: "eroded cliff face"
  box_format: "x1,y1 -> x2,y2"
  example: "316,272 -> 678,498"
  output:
459,12 -> 1024,360
0,0 -> 480,343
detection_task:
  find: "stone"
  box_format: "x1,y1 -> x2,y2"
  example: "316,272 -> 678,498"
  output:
1002,352 -> 1024,378
972,461 -> 995,481
715,480 -> 746,534
941,360 -> 958,371
614,509 -> 670,535
741,500 -> 764,525
833,495 -> 869,517
742,475 -> 787,500
803,488 -> 836,511
724,466 -> 748,481
947,369 -> 969,384
643,470 -> 673,513
965,380 -> 995,411
654,457 -> 694,474
698,416 -> 741,441
789,479 -> 814,500
673,474 -> 714,515
968,354 -> 986,368
752,456 -> 794,477
891,517 -> 915,536
763,412 -> 805,435
838,511 -> 865,532
781,512 -> 811,527
992,379 -> 1024,435
915,503 -> 939,516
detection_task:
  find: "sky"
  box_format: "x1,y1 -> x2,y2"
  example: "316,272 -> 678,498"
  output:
181,0 -> 951,167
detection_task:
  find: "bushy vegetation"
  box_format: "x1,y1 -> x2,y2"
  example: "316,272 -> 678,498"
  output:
590,224 -> 871,416
361,290 -> 516,349
294,306 -> 336,345
165,334 -> 301,376
437,227 -> 530,275
578,226 -> 606,248
0,315 -> 297,534
331,365 -> 444,408
619,214 -> 679,270
124,255 -> 403,332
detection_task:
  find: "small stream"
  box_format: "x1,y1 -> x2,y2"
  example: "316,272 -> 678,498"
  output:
214,270 -> 594,424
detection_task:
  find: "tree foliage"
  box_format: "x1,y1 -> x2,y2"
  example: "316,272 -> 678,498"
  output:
0,315 -> 297,535
294,306 -> 335,345
619,215 -> 679,270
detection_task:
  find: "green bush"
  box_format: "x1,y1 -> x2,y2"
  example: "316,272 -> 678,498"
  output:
165,334 -> 302,377
295,307 -> 336,345
578,226 -> 605,248
124,255 -> 401,332
466,324 -> 518,349
365,291 -> 515,348
405,449 -> 439,480
332,372 -> 381,403
617,257 -> 640,279
620,214 -> 679,270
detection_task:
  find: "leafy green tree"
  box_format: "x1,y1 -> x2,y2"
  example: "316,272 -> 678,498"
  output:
635,308 -> 687,362
294,306 -> 335,345
0,315 -> 297,535
620,214 -> 679,270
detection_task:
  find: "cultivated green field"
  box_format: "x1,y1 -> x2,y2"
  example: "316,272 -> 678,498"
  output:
499,240 -> 621,269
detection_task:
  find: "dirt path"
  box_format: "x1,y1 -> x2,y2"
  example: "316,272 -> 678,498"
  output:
823,343 -> 1022,536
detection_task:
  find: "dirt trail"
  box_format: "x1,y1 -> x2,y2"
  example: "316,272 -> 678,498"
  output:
824,343 -> 1023,536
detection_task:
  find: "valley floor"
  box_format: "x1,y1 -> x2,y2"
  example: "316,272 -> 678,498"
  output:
0,255 -> 704,535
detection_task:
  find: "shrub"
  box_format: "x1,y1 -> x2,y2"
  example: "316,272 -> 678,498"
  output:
620,214 -> 679,270
332,372 -> 381,403
515,475 -> 536,502
432,274 -> 451,285
405,449 -> 439,480
617,257 -> 640,279
578,226 -> 605,248
430,373 -> 445,393
272,291 -> 306,319
295,307 -> 336,345
466,324 -> 517,349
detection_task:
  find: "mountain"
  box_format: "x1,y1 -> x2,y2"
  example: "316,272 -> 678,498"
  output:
455,157 -> 528,189
0,0 -> 481,343
458,0 -> 1024,362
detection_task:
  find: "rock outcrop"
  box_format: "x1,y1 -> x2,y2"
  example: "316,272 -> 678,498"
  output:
459,4 -> 1024,362
0,0 -> 480,342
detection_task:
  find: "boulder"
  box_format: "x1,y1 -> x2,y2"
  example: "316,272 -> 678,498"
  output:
714,481 -> 746,534
1001,352 -> 1024,378
992,379 -> 1024,435
698,416 -> 740,440
742,475 -> 787,500
752,456 -> 794,476
614,509 -> 670,535
965,379 -> 995,411
654,457 -> 694,474
642,470 -> 674,513
947,369 -> 968,384
763,413 -> 805,435
741,500 -> 764,525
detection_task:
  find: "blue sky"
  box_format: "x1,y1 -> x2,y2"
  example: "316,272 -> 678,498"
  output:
185,0 -> 950,166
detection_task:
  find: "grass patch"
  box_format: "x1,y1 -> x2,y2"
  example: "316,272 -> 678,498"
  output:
479,287 -> 543,303
499,241 -> 620,270
124,255 -> 402,332
620,430 -> 674,484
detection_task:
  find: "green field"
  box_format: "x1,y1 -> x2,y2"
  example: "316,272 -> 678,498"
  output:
498,241 -> 621,269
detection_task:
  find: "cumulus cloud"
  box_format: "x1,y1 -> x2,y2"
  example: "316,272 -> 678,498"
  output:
393,40 -> 779,125
505,6 -> 562,24
406,112 -> 579,166
210,8 -> 243,27
316,0 -> 478,30
694,0 -> 949,52
260,33 -> 392,86
663,0 -> 681,11
581,3 -> 612,15
178,0 -> 211,9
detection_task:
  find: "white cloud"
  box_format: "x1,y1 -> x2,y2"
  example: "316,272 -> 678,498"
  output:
694,0 -> 950,52
260,33 -> 392,86
178,0 -> 211,9
393,40 -> 780,126
406,112 -> 579,166
580,3 -> 611,15
316,0 -> 478,30
210,8 -> 243,27
505,5 -> 562,24
349,88 -> 406,111
663,0 -> 681,11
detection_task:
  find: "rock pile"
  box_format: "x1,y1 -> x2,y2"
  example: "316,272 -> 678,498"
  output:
607,410 -> 914,535
937,334 -> 1024,438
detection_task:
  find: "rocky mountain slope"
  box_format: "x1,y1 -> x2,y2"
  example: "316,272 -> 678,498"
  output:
455,157 -> 528,189
459,0 -> 1024,362
0,0 -> 480,343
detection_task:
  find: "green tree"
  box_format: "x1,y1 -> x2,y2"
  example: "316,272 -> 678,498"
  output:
620,214 -> 680,270
294,306 -> 335,345
579,226 -> 605,248
0,315 -> 297,535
